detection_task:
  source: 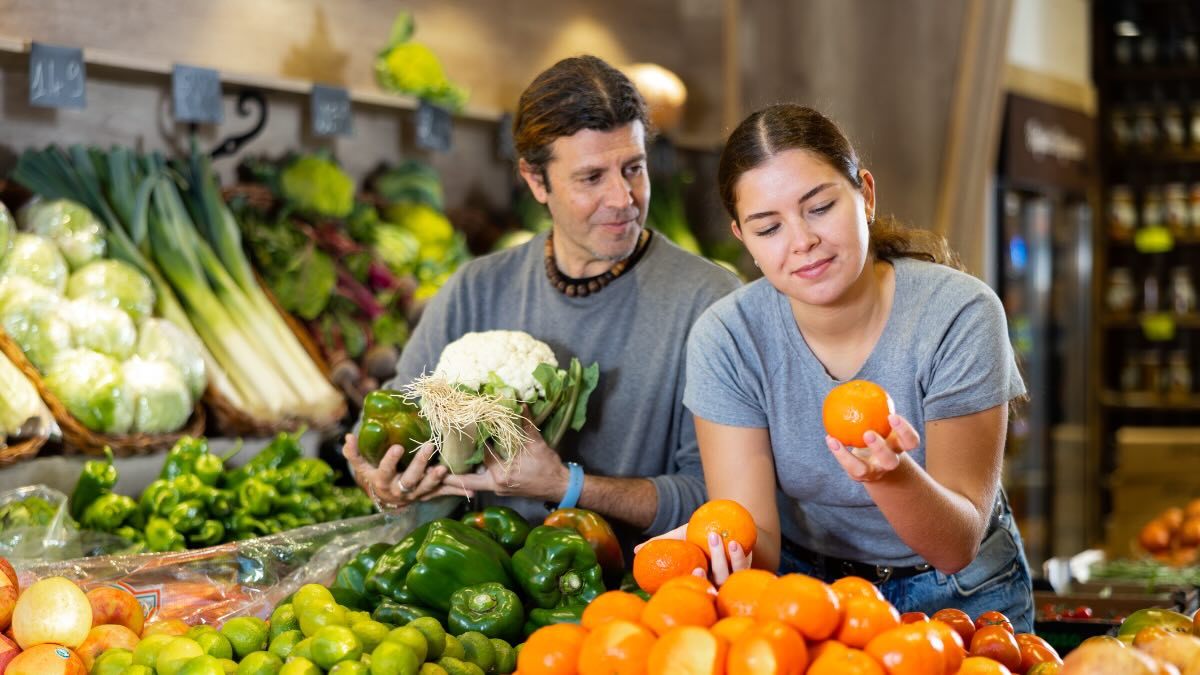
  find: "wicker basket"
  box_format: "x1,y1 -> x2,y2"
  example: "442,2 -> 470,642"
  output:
0,328 -> 206,457
0,434 -> 46,468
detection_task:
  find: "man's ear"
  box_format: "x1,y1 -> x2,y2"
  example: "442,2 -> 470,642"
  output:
518,158 -> 549,204
729,219 -> 744,243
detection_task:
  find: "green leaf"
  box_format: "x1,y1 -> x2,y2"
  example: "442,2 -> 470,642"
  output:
337,311 -> 368,359
274,245 -> 335,320
387,12 -> 415,47
570,362 -> 601,432
370,314 -> 409,348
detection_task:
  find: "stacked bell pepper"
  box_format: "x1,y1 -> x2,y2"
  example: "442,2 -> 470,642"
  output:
69,430 -> 376,552
356,389 -> 430,466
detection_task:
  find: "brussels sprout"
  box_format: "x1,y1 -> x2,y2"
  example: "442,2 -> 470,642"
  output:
0,283 -> 70,370
66,259 -> 155,322
122,358 -> 192,434
0,233 -> 69,292
43,349 -> 133,434
63,298 -> 137,360
136,318 -> 207,400
18,199 -> 106,270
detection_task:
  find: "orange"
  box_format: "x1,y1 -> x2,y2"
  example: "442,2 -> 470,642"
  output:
518,623 -> 588,675
837,596 -> 901,648
658,575 -> 717,599
710,617 -> 756,643
930,608 -> 975,647
808,640 -> 850,663
581,591 -> 648,630
807,646 -> 885,675
726,620 -> 807,675
822,380 -> 895,448
831,576 -> 885,604
632,539 -> 708,594
926,620 -> 965,674
646,626 -> 726,675
577,619 -> 655,675
955,656 -> 1013,675
716,569 -> 775,618
756,574 -> 842,641
686,500 -> 758,560
865,624 -> 947,675
640,587 -> 718,636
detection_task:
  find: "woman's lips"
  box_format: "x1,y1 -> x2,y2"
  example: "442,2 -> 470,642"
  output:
792,256 -> 833,279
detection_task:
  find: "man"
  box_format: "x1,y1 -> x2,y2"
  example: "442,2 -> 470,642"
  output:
344,54 -> 739,549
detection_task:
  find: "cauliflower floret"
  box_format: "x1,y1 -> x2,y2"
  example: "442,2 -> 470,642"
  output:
433,330 -> 557,401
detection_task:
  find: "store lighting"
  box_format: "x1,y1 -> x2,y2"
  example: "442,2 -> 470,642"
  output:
1114,20 -> 1140,37
624,63 -> 688,133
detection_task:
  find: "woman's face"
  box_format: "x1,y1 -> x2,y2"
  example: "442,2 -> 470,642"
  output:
732,149 -> 875,307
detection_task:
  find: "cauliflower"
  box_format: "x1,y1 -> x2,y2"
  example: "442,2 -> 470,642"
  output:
280,156 -> 355,218
374,11 -> 468,111
434,330 -> 557,401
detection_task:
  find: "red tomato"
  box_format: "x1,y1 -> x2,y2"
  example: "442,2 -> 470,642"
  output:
969,625 -> 1021,671
900,612 -> 930,624
1016,633 -> 1063,672
931,608 -> 976,647
974,610 -> 1014,634
1071,606 -> 1093,620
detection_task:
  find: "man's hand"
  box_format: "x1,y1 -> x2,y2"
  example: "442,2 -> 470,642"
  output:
633,523 -> 752,586
342,433 -> 469,511
454,414 -> 570,502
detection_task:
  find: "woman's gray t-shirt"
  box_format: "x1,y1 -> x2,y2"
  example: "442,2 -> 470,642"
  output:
683,257 -> 1025,566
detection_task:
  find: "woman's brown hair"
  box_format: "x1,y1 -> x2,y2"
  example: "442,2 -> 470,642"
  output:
717,104 -> 962,270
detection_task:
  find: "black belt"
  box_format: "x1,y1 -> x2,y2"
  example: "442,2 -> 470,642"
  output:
782,495 -> 1008,584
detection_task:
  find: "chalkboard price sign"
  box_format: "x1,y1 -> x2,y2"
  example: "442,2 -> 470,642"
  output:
311,84 -> 353,137
415,100 -> 453,152
172,64 -> 224,124
29,42 -> 86,109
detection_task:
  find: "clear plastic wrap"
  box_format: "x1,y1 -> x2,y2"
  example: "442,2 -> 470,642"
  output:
0,485 -> 127,562
14,508 -> 446,625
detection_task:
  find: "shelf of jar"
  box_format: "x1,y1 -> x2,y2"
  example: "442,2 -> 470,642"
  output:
1107,148 -> 1200,165
1108,232 -> 1200,247
1100,391 -> 1200,410
1103,313 -> 1200,328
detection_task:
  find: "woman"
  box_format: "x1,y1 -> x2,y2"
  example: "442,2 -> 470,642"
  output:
680,104 -> 1032,630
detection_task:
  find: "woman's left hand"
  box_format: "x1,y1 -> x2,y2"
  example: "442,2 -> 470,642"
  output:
828,413 -> 921,482
633,524 -> 752,586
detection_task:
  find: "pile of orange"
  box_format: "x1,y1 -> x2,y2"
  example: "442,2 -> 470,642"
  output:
1136,501 -> 1200,566
514,500 -> 1064,675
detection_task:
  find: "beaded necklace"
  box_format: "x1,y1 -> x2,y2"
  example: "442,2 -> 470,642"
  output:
544,229 -> 652,297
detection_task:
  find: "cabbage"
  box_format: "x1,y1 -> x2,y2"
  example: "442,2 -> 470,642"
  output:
0,202 -> 13,261
18,199 -> 106,270
0,284 -> 70,370
62,298 -> 137,360
0,233 -> 68,292
122,358 -> 192,434
137,318 -> 207,399
0,349 -> 52,438
43,349 -> 133,434
65,259 -> 155,322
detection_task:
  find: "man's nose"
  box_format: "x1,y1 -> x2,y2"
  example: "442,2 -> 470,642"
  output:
602,173 -> 634,209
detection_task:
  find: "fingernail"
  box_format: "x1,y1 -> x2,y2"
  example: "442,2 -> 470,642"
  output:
708,532 -> 720,546
730,542 -> 740,554
863,432 -> 878,444
693,568 -> 706,577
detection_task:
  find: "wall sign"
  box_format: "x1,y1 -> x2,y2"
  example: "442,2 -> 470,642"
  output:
312,84 -> 353,137
1002,94 -> 1095,194
172,64 -> 223,124
29,42 -> 86,109
415,100 -> 453,152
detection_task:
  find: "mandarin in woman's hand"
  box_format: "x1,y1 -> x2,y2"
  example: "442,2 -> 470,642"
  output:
823,380 -> 895,448
686,499 -> 758,560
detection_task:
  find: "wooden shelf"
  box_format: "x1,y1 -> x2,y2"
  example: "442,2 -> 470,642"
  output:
1101,391 -> 1200,410
1100,66 -> 1200,82
1102,313 -> 1200,328
1109,149 -> 1200,165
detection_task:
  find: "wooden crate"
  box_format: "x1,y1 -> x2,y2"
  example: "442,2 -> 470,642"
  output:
1115,427 -> 1200,477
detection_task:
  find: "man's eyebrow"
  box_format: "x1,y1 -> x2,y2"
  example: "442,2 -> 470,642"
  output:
743,182 -> 835,223
570,154 -> 647,179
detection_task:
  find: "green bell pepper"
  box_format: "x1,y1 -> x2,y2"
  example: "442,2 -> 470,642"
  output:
236,479 -> 278,517
274,492 -> 321,517
170,474 -> 205,498
522,606 -> 583,638
146,516 -> 185,552
193,444 -> 241,487
357,390 -> 430,466
405,519 -> 516,614
160,436 -> 208,481
277,458 -> 334,494
619,572 -> 651,601
70,446 -> 118,520
447,582 -> 524,643
167,499 -> 206,533
139,479 -> 181,517
372,598 -> 445,626
224,429 -> 303,488
366,521 -> 435,601
512,526 -> 605,609
461,506 -> 532,554
334,543 -> 391,595
543,508 -> 625,588
80,493 -> 137,531
189,519 -> 226,547
201,487 -> 234,518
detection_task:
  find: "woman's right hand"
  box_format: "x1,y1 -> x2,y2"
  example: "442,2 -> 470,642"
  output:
633,524 -> 752,586
342,433 -> 466,510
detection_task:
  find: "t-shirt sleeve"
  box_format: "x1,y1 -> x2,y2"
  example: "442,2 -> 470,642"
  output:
683,308 -> 768,428
922,288 -> 1026,421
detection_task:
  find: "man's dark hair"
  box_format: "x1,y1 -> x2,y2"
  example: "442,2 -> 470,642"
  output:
513,55 -> 650,188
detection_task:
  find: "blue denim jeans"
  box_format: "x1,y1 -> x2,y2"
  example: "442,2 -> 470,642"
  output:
779,507 -> 1034,633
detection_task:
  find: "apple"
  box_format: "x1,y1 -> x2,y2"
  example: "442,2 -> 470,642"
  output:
12,577 -> 92,649
0,557 -> 18,591
76,624 -> 140,670
4,643 -> 87,675
141,618 -> 190,639
87,586 -> 145,635
0,568 -> 17,631
0,632 -> 20,672
1062,638 -> 1160,674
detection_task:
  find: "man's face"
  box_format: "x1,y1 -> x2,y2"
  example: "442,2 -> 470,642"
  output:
522,122 -> 649,274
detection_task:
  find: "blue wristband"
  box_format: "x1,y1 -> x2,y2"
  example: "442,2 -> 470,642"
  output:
556,462 -> 584,510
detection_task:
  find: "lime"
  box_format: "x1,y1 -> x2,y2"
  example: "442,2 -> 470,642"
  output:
300,603 -> 348,637
292,584 -> 336,617
187,625 -> 218,640
177,655 -> 227,675
406,617 -> 446,661
236,650 -> 284,675
385,626 -> 428,663
156,637 -> 206,675
269,604 -> 300,640
419,664 -> 449,675
119,666 -> 155,675
328,661 -> 370,675
132,633 -> 175,668
277,657 -> 321,675
456,632 -> 494,672
436,657 -> 485,675
268,629 -> 304,660
291,636 -> 315,662
490,638 -> 516,674
441,634 -> 465,660
221,617 -> 270,659
92,648 -> 134,675
195,630 -> 235,660
370,640 -> 420,675
218,658 -> 239,674
352,620 -> 390,653
311,625 -> 364,670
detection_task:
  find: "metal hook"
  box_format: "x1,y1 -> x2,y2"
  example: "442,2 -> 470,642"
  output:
210,89 -> 269,159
